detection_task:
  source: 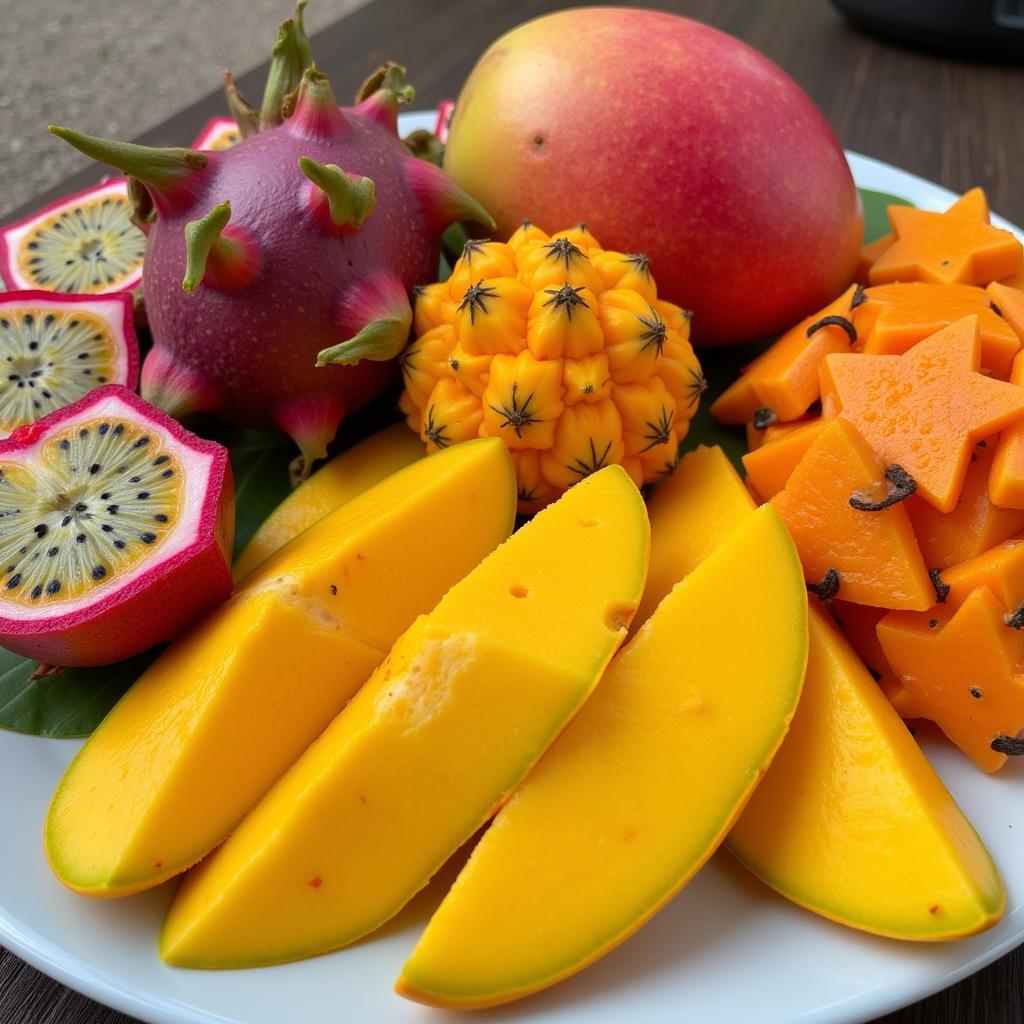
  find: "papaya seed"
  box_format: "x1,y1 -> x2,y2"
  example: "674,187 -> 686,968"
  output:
806,314 -> 856,345
1003,602 -> 1024,629
991,734 -> 1024,756
753,407 -> 777,431
849,464 -> 916,512
929,569 -> 950,604
806,567 -> 840,602
850,283 -> 867,309
969,686 -> 983,699
990,300 -> 1003,317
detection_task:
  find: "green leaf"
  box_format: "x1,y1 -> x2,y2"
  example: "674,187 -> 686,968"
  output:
861,187 -> 911,244
224,429 -> 294,558
0,648 -> 158,738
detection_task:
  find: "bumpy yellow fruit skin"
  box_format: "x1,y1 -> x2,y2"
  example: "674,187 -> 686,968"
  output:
400,225 -> 705,512
396,506 -> 807,1010
159,466 -> 649,968
232,423 -> 424,581
45,440 -> 516,898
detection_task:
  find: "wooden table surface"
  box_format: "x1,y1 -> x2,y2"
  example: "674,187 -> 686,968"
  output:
1,0 -> 1022,1021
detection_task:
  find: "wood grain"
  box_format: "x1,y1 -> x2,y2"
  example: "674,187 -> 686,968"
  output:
2,0 -> 1022,1022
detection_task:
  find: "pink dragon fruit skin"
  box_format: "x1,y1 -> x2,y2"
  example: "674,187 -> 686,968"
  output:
48,15 -> 492,481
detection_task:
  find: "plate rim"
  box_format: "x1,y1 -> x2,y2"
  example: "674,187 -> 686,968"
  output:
2,136 -> 1023,1024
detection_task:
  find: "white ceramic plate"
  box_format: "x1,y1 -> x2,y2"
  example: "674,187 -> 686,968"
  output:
2,114 -> 1023,1024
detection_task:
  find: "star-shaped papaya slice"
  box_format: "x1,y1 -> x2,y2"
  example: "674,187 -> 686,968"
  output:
877,586 -> 1024,772
854,282 -> 1020,378
868,188 -> 1023,287
820,315 -> 1024,512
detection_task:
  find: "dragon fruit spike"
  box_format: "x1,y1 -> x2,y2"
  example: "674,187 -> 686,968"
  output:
260,2 -> 313,129
288,66 -> 350,141
126,177 -> 156,234
223,72 -> 260,139
48,127 -> 211,217
141,343 -> 223,420
317,269 -> 413,367
182,201 -> 261,293
403,156 -> 496,234
355,63 -> 416,134
299,157 -> 375,233
274,393 -> 347,486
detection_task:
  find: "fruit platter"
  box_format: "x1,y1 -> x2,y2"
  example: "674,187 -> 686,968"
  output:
1,6 -> 1023,1024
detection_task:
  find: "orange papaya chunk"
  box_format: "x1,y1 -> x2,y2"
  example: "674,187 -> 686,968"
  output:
877,587 -> 1024,772
986,282 -> 1024,344
990,351 -> 1024,508
854,283 -> 1020,379
747,416 -> 816,454
991,352 -> 1024,512
745,420 -> 766,452
709,373 -> 759,426
770,418 -> 933,610
869,189 -> 1024,287
942,536 -> 1024,611
743,419 -> 824,500
832,600 -> 891,679
821,316 -> 1024,512
763,417 -> 816,445
999,268 -> 1024,291
856,233 -> 894,284
907,442 -> 1024,569
711,286 -> 858,425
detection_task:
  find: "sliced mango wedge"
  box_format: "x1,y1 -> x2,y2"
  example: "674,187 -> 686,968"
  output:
635,445 -> 755,629
159,465 -> 649,968
232,423 -> 424,581
729,605 -> 1005,940
46,438 -> 516,898
396,505 -> 807,1010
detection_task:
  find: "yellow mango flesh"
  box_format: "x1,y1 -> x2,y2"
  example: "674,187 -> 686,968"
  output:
232,423 -> 424,580
729,606 -> 1005,940
635,445 -> 755,628
397,505 -> 807,1010
46,439 -> 516,897
160,466 -> 650,968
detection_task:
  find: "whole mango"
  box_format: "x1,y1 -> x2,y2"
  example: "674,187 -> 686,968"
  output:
443,8 -> 863,346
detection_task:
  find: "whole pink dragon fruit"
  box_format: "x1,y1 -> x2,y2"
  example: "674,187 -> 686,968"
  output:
49,9 -> 491,480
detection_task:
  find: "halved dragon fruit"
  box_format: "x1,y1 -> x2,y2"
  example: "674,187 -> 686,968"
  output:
0,384 -> 234,667
191,116 -> 242,152
0,290 -> 139,437
0,179 -> 146,295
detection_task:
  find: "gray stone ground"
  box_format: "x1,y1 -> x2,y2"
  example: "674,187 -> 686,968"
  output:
0,0 -> 366,216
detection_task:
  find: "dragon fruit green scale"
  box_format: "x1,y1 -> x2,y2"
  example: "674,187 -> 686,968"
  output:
48,12 -> 493,481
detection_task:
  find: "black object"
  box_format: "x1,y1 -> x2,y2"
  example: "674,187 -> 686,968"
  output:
831,0 -> 1024,61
